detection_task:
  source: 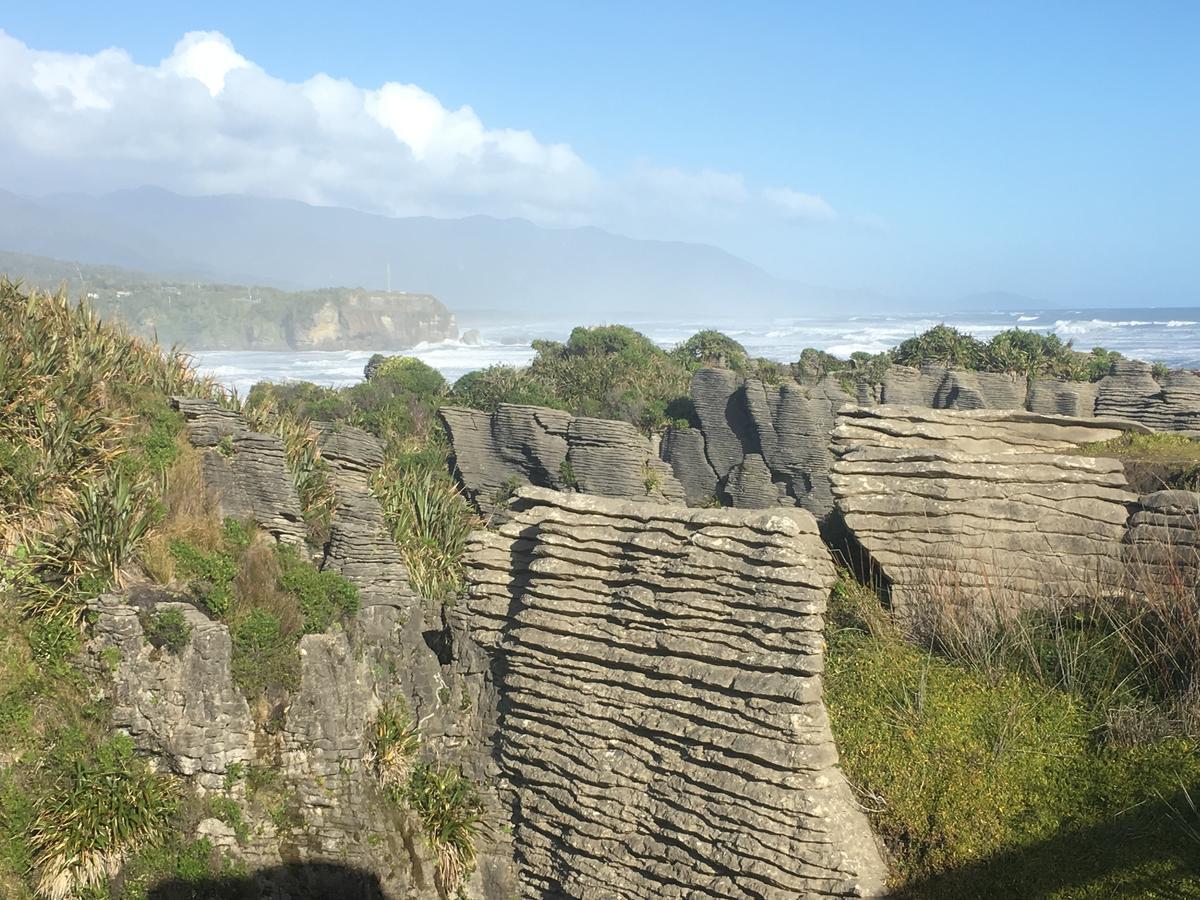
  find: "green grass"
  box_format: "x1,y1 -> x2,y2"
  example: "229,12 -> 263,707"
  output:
1077,431 -> 1200,492
276,544 -> 358,633
142,608 -> 192,654
373,464 -> 477,601
168,537 -> 238,616
1080,431 -> 1200,461
826,575 -> 1200,897
27,732 -> 179,899
405,763 -> 483,895
230,609 -> 300,704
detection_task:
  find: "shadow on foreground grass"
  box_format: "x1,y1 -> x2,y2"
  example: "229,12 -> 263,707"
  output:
896,781 -> 1200,899
147,862 -> 387,900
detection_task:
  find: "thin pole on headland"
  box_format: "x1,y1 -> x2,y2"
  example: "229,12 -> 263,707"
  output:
386,263 -> 391,292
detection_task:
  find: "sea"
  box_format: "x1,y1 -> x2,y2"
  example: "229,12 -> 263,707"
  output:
192,307 -> 1200,396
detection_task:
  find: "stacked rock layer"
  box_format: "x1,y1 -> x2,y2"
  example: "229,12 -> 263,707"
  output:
462,487 -> 888,899
441,362 -> 1200,525
1125,489 -> 1200,600
829,406 -> 1144,619
93,402 -> 516,898
172,398 -> 308,544
440,404 -> 684,514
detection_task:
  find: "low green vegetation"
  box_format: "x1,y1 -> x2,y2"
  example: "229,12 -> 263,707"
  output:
800,324 -> 1143,392
250,355 -> 479,601
1077,431 -> 1200,492
141,608 -> 192,654
449,324 -> 787,430
0,282 -> 360,897
365,704 -> 482,897
163,521 -> 358,703
826,573 -> 1200,897
406,762 -> 483,895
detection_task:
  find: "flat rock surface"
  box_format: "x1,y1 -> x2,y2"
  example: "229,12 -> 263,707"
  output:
830,406 -> 1141,619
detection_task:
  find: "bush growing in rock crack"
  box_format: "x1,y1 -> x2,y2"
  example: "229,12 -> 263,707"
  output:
142,608 -> 192,654
363,703 -> 481,896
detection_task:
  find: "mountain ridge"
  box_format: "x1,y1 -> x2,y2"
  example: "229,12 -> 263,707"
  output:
0,186 -> 875,316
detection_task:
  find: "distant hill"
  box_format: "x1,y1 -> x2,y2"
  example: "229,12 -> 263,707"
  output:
0,187 -> 864,317
0,250 -> 455,351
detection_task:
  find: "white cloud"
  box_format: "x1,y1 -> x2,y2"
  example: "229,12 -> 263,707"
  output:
0,29 -> 836,231
162,32 -> 250,96
763,186 -> 837,222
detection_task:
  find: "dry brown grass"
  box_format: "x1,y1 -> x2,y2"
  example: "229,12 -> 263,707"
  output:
137,442 -> 223,584
229,533 -> 302,639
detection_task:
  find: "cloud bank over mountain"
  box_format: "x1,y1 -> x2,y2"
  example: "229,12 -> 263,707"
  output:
0,29 -> 836,233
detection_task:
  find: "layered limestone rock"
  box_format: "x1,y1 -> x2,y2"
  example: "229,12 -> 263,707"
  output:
879,365 -> 1026,410
1125,490 -> 1200,598
172,398 -> 307,545
87,587 -> 444,896
92,401 -> 515,898
1026,377 -> 1100,417
1095,360 -> 1200,435
684,368 -> 853,518
462,487 -> 889,898
313,423 -> 414,608
438,364 -> 1200,526
830,406 -> 1145,619
440,403 -> 685,514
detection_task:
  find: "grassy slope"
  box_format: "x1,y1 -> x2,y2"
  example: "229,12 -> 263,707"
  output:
0,282 -> 366,897
825,577 -> 1200,898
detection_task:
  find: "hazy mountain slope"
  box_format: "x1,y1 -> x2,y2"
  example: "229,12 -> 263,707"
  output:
4,187 -> 807,316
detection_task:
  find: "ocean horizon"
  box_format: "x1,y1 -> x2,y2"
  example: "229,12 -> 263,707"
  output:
192,306 -> 1200,396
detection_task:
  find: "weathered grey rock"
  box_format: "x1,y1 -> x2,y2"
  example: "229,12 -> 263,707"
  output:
567,416 -> 685,504
97,404 -> 517,897
661,426 -> 718,505
880,365 -> 939,407
682,369 -> 852,518
86,590 -> 448,896
1027,378 -> 1100,417
830,406 -> 1145,620
462,487 -> 889,898
1096,360 -> 1168,423
723,452 -> 785,507
173,398 -> 307,545
1125,490 -> 1200,598
440,404 -> 570,512
89,594 -> 255,789
441,403 -> 685,514
313,423 -> 415,609
689,367 -> 754,480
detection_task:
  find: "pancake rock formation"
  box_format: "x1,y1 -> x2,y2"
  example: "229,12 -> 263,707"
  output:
440,403 -> 684,514
870,360 -> 1200,435
462,487 -> 889,898
829,406 -> 1146,620
1125,489 -> 1200,600
90,401 -> 515,898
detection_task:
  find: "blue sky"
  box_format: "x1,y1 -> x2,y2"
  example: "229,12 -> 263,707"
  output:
1,1 -> 1197,305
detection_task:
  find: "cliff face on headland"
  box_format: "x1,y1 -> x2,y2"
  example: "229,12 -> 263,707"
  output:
281,291 -> 457,351
119,285 -> 456,351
